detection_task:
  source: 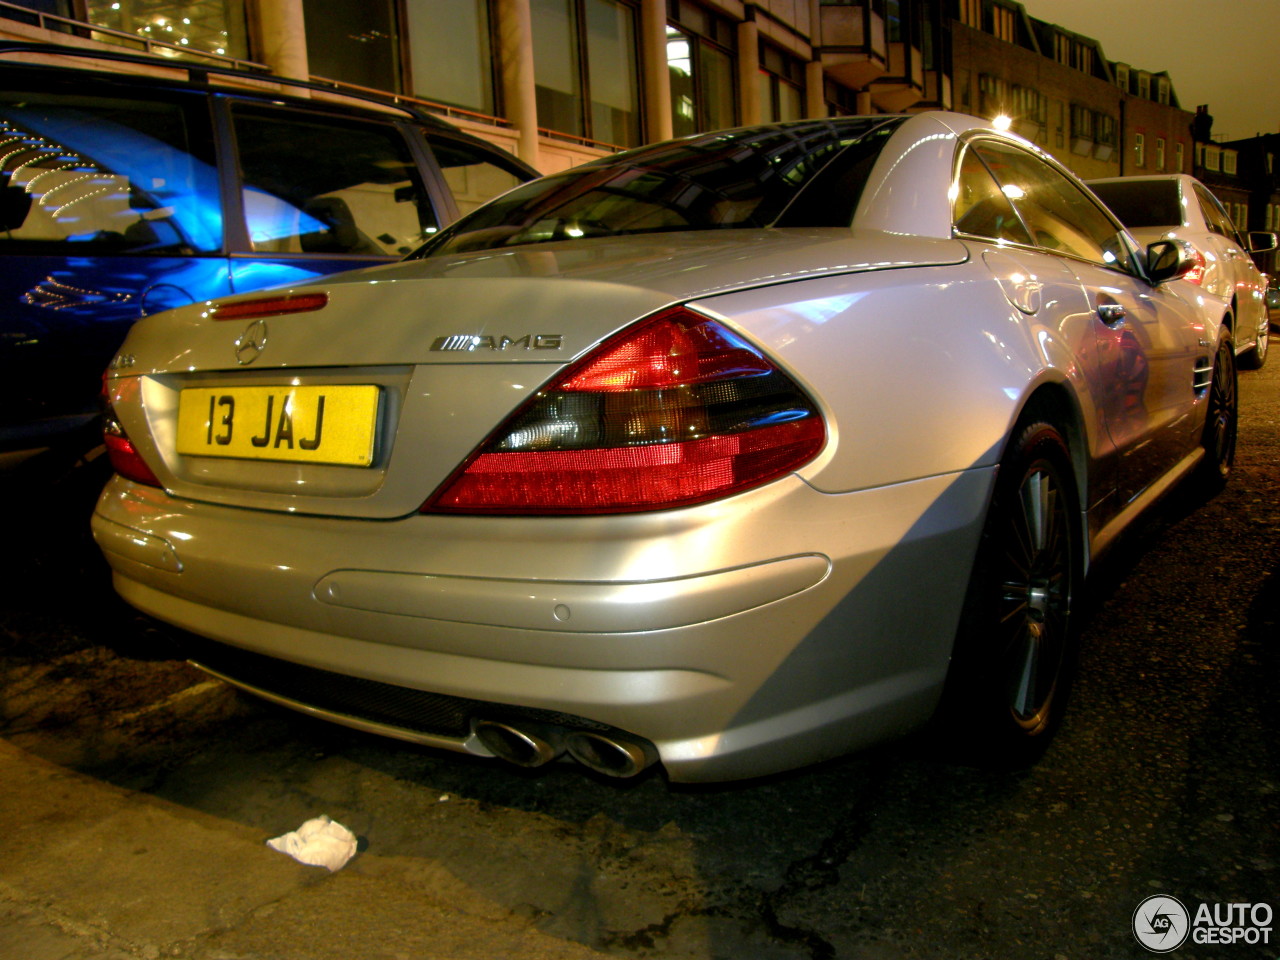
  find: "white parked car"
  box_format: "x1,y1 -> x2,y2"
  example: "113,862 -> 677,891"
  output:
94,113 -> 1234,782
1088,174 -> 1275,368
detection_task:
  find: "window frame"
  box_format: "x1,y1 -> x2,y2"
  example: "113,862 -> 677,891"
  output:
951,133 -> 1140,277
220,98 -> 449,259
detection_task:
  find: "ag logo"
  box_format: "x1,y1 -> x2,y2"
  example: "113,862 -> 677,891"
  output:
1134,895 -> 1190,953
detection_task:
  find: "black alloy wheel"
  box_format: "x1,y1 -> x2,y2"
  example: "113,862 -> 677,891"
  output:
1199,339 -> 1238,487
938,421 -> 1082,766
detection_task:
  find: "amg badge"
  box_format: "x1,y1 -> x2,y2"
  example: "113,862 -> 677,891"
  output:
431,334 -> 563,352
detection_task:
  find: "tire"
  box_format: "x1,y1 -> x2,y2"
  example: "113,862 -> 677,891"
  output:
1238,320 -> 1269,370
1194,338 -> 1238,492
936,422 -> 1082,767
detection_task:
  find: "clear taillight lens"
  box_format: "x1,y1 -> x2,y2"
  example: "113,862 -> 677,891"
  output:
102,374 -> 161,487
423,307 -> 825,515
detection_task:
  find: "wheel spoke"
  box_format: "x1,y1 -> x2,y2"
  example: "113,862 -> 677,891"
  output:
996,463 -> 1070,725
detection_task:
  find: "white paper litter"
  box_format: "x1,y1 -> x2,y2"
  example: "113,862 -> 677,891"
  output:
266,815 -> 358,872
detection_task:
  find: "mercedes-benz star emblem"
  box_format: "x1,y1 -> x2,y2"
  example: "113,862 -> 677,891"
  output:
234,319 -> 268,365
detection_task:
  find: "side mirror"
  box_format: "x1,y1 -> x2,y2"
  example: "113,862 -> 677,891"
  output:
1248,231 -> 1278,253
1145,239 -> 1198,284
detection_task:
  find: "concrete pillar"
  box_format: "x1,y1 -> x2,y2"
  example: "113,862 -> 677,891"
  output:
738,19 -> 761,126
495,0 -> 541,168
640,0 -> 672,143
805,60 -> 825,119
252,0 -> 309,81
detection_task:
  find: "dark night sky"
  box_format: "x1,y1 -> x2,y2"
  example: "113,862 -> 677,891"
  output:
1023,0 -> 1280,142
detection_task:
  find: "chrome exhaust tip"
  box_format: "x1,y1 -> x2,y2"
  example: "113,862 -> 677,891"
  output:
473,719 -> 563,768
565,730 -> 655,778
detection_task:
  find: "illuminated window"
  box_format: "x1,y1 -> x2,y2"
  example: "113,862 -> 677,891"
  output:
84,0 -> 248,61
667,5 -> 736,137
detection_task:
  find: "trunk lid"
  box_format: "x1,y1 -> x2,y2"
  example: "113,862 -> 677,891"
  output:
110,230 -> 965,517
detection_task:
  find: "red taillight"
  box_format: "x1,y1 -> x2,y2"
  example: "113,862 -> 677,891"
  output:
1184,247 -> 1206,285
423,307 -> 825,515
102,376 -> 161,487
210,292 -> 328,320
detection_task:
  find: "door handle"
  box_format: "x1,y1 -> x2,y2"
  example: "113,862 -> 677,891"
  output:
1098,303 -> 1126,324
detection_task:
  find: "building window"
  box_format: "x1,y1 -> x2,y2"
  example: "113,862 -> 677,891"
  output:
1069,102 -> 1094,155
823,79 -> 860,117
303,0 -> 400,92
667,4 -> 737,137
1054,33 -> 1070,66
955,67 -> 971,110
1203,144 -> 1221,172
406,0 -> 495,115
1134,132 -> 1145,167
1156,137 -> 1166,171
1114,63 -> 1129,92
1223,150 -> 1238,175
758,43 -> 804,123
1156,76 -> 1170,105
85,0 -> 249,60
1176,141 -> 1185,173
979,73 -> 1010,117
991,3 -> 1015,42
959,0 -> 981,28
1137,74 -> 1150,100
532,0 -> 640,147
1076,44 -> 1093,75
1094,112 -> 1116,159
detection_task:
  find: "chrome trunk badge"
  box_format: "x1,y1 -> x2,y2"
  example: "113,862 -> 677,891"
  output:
234,319 -> 268,365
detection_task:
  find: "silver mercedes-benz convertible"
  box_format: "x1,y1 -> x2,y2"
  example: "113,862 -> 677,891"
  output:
93,111 -> 1235,782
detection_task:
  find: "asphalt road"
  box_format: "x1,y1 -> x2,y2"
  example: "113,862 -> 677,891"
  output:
1,341 -> 1277,960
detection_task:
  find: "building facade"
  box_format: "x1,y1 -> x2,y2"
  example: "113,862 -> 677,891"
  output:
0,0 -> 1270,245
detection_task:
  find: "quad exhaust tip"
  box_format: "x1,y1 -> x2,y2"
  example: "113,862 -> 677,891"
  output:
473,719 -> 656,778
473,719 -> 562,768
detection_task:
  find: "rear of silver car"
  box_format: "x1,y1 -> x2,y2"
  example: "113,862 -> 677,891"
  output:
93,242 -> 992,782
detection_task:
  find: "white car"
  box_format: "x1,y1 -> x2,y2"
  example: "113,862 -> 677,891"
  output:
94,113 -> 1233,782
1088,174 -> 1275,369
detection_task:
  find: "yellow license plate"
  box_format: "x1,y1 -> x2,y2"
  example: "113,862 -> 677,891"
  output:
176,385 -> 379,466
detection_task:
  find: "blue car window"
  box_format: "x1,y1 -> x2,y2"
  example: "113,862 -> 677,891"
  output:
0,92 -> 221,254
233,107 -> 439,258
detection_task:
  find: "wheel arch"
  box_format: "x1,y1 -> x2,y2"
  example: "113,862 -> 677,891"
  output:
1004,380 -> 1088,505
994,379 -> 1092,571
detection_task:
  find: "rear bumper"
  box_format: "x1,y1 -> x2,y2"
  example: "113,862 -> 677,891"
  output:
93,467 -> 993,781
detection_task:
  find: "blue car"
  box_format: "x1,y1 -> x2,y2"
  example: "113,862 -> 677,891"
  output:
0,42 -> 535,474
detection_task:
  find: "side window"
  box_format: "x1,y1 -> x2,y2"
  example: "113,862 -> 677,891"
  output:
951,144 -> 1034,245
426,136 -> 527,219
974,139 -> 1134,271
1194,182 -> 1238,241
0,91 -> 220,254
233,107 -> 439,257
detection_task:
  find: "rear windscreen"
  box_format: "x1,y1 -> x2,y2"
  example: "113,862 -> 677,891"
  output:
415,116 -> 905,257
1087,179 -> 1184,229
